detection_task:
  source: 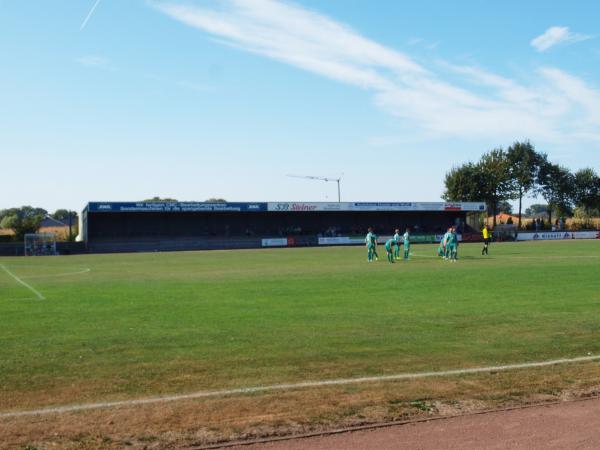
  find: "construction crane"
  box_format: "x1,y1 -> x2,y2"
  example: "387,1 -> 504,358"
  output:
287,174 -> 343,202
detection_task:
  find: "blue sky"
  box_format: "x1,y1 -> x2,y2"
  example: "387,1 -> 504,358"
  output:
2,0 -> 599,212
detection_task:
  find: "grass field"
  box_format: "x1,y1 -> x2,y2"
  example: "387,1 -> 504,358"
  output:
1,241 -> 600,448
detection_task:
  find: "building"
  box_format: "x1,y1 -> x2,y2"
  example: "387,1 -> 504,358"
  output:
78,201 -> 486,253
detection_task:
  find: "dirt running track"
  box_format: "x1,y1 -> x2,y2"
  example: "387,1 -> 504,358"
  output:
234,398 -> 600,450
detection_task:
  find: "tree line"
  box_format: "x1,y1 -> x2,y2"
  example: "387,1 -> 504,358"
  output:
443,141 -> 600,227
0,208 -> 78,241
0,198 -> 228,242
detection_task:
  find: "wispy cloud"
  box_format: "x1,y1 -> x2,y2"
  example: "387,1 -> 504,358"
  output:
154,0 -> 600,143
531,26 -> 592,52
80,0 -> 103,30
76,55 -> 111,69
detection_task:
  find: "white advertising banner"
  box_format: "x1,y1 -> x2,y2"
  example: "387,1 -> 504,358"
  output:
572,231 -> 600,239
515,231 -> 599,241
268,202 -> 486,212
516,232 -> 572,241
261,238 -> 288,247
318,236 -> 365,245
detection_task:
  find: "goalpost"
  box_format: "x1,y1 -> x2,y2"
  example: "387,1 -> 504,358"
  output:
24,233 -> 57,256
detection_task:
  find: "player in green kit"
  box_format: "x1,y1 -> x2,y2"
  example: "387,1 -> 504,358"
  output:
447,227 -> 458,262
443,227 -> 452,260
365,227 -> 375,262
393,229 -> 401,260
384,238 -> 396,263
371,232 -> 379,261
402,228 -> 411,260
437,234 -> 446,258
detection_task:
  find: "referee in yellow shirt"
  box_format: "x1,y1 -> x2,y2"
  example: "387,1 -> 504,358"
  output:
482,225 -> 490,255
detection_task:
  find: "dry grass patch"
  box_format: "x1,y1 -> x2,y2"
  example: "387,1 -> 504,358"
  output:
2,362 -> 600,450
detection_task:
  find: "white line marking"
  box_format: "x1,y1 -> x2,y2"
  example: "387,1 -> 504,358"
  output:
0,264 -> 45,300
80,0 -> 102,30
1,354 -> 599,419
20,268 -> 91,279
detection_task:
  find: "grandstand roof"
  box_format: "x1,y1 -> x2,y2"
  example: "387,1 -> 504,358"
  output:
84,201 -> 486,214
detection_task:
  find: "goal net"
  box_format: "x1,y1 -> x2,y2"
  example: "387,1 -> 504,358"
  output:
24,233 -> 57,256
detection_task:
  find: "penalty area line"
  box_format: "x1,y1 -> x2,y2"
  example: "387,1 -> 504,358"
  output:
0,264 -> 45,300
1,354 -> 600,419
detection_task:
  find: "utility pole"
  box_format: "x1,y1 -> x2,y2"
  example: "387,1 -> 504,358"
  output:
287,174 -> 343,202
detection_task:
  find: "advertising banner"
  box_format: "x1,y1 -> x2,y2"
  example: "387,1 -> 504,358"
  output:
572,231 -> 600,239
516,232 -> 571,241
268,202 -> 486,212
90,201 -> 486,214
318,236 -> 365,245
89,202 -> 268,213
261,238 -> 288,247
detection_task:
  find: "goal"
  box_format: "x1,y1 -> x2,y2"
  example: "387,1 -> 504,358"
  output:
24,233 -> 57,256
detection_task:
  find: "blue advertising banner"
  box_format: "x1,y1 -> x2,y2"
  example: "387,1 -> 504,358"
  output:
87,202 -> 268,213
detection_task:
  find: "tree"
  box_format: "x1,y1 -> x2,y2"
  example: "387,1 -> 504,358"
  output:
507,141 -> 544,228
205,198 -> 227,203
476,148 -> 515,227
524,204 -> 548,217
496,200 -> 513,215
443,149 -> 514,226
0,206 -> 47,241
143,197 -> 178,202
536,162 -> 574,225
443,163 -> 481,202
52,209 -> 78,222
572,168 -> 600,213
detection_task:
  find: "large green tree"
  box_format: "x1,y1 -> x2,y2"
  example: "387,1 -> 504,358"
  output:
507,141 -> 544,228
524,204 -> 548,216
443,163 -> 482,202
443,149 -> 515,227
476,148 -> 516,226
52,209 -> 78,222
536,162 -> 574,225
572,168 -> 600,213
0,206 -> 47,241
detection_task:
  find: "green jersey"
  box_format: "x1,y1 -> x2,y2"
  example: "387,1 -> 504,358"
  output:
384,239 -> 395,251
393,233 -> 401,243
403,232 -> 410,245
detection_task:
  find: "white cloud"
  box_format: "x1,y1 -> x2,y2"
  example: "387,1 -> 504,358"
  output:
154,0 -> 600,143
76,55 -> 111,69
531,26 -> 592,52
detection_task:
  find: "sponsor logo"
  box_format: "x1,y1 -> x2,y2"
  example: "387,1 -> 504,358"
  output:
444,203 -> 462,211
290,203 -> 318,211
247,204 -> 261,210
97,204 -> 112,210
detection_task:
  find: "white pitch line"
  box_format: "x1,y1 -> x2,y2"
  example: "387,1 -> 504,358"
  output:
0,264 -> 45,300
20,268 -> 91,279
1,354 -> 599,419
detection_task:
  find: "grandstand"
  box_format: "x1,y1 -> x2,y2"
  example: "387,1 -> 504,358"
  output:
78,201 -> 486,253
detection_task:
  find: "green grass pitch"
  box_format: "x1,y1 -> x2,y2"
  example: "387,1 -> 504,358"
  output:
1,241 -> 600,411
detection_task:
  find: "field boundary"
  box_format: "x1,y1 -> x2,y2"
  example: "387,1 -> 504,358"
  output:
0,264 -> 45,300
2,354 -> 599,419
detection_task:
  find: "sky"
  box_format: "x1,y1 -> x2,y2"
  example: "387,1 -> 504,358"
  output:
1,0 -> 599,212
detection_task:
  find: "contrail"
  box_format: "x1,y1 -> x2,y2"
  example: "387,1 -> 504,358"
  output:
80,0 -> 102,30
